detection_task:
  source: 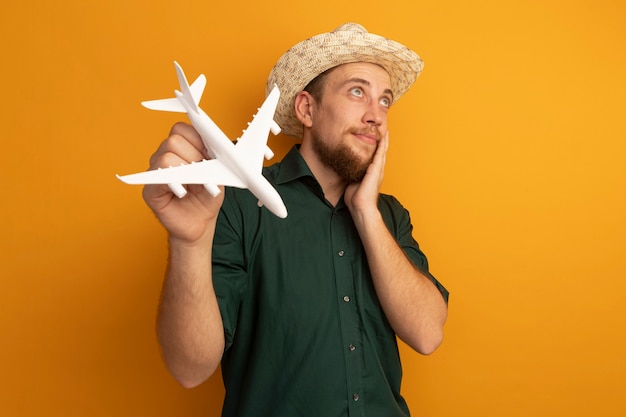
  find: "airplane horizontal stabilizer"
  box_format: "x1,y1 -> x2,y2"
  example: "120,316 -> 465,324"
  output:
141,64 -> 206,113
142,97 -> 187,112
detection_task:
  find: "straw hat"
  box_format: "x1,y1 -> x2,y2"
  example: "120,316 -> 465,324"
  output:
266,22 -> 424,138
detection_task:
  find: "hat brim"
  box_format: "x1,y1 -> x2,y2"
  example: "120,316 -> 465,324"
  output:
266,23 -> 423,138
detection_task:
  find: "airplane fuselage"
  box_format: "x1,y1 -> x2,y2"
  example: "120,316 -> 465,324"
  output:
185,103 -> 288,219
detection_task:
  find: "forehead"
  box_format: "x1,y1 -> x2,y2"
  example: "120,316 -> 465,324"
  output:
326,62 -> 392,89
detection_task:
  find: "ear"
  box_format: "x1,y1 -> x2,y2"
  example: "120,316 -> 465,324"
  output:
294,91 -> 314,128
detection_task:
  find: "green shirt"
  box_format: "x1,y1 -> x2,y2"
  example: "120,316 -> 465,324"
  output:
213,145 -> 448,417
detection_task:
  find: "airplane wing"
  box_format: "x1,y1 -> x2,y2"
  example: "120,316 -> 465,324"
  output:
234,85 -> 281,171
117,159 -> 246,188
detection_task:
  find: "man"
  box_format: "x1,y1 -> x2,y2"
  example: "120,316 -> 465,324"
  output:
144,23 -> 449,417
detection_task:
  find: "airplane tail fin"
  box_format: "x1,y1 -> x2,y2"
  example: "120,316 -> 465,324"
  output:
141,61 -> 206,113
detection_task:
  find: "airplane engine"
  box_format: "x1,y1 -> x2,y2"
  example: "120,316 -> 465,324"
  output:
168,183 -> 187,198
203,183 -> 221,197
264,146 -> 274,161
270,121 -> 281,135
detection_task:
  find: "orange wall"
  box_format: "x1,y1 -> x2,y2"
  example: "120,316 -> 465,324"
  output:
2,1 -> 625,416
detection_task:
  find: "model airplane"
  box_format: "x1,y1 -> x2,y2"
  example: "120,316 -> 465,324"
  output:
117,61 -> 288,218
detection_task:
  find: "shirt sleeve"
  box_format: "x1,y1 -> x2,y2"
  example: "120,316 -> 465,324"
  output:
378,195 -> 450,303
212,191 -> 250,351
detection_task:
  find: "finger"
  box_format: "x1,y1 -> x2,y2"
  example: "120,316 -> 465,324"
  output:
169,122 -> 205,154
149,132 -> 207,170
380,131 -> 389,170
370,131 -> 389,184
370,131 -> 389,175
379,131 -> 389,161
149,142 -> 202,171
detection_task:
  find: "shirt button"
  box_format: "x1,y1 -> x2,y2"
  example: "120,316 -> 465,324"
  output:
343,295 -> 350,302
338,250 -> 345,257
349,344 -> 356,351
353,393 -> 360,401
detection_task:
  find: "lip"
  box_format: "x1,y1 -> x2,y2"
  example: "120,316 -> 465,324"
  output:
352,132 -> 379,146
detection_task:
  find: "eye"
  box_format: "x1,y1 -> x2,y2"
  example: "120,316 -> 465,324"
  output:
380,97 -> 391,108
350,87 -> 364,97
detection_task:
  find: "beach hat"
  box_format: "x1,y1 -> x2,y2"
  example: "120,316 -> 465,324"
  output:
266,22 -> 424,138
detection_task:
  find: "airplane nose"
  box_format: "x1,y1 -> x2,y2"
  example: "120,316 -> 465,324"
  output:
270,201 -> 288,218
266,200 -> 288,218
257,197 -> 288,218
275,205 -> 288,219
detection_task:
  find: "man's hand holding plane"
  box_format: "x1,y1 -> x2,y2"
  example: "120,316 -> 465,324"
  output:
117,61 -> 288,239
142,122 -> 225,245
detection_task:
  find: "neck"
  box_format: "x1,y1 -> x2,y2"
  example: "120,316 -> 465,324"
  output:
298,140 -> 347,207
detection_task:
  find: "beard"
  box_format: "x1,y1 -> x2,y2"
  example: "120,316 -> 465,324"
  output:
311,129 -> 378,183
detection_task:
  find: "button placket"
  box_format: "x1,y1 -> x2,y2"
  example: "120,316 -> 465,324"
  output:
331,210 -> 364,415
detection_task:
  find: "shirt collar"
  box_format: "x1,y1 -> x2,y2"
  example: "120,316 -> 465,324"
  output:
275,145 -> 316,185
274,145 -> 346,209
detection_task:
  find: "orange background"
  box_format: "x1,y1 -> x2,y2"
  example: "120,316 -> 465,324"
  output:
2,0 -> 625,416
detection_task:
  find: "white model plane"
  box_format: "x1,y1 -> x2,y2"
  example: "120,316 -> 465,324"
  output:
117,61 -> 288,218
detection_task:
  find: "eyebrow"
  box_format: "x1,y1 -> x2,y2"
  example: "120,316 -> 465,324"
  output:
342,77 -> 395,102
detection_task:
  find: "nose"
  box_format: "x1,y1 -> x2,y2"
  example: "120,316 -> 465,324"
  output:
362,101 -> 385,127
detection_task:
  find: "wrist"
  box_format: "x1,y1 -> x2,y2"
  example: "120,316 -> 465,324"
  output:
168,222 -> 216,251
350,205 -> 383,230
